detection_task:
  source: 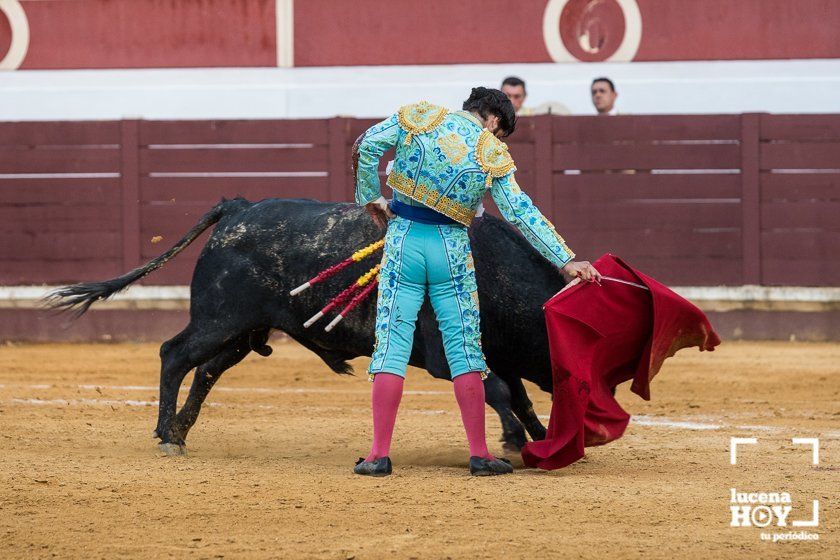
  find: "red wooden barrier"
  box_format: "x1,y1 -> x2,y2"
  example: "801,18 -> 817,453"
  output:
1,115 -> 837,287
0,121 -> 122,283
759,114 -> 840,285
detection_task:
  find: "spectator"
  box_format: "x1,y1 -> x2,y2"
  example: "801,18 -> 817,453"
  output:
591,77 -> 618,115
501,76 -> 570,117
501,76 -> 528,114
587,77 -> 645,174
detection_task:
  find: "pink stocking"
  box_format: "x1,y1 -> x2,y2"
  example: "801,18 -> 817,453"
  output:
365,372 -> 404,461
453,372 -> 494,459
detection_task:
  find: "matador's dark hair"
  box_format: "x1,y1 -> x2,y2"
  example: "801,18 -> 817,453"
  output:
462,87 -> 517,138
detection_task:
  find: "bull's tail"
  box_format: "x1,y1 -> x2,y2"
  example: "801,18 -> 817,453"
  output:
45,201 -> 228,317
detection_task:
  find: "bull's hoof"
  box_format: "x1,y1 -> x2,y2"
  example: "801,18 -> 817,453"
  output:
528,426 -> 547,441
152,429 -> 159,439
502,440 -> 523,453
253,344 -> 273,357
501,429 -> 527,453
158,443 -> 188,456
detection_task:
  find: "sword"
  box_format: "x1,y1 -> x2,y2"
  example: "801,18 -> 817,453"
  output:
550,275 -> 649,303
601,276 -> 649,291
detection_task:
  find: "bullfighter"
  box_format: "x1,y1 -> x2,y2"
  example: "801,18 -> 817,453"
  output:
352,87 -> 600,476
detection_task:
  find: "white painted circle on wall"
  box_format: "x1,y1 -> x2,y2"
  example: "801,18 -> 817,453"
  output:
543,0 -> 642,63
0,0 -> 29,70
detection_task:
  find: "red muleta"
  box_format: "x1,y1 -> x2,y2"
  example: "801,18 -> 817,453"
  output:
521,253 -> 721,470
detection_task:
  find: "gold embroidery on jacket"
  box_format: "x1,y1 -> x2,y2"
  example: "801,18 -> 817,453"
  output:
397,101 -> 448,145
475,129 -> 516,186
387,172 -> 475,226
437,133 -> 468,164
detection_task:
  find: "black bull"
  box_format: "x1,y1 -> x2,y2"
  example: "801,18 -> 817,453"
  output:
49,198 -> 568,455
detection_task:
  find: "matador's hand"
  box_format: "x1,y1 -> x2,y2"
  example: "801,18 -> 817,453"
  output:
562,260 -> 602,283
365,197 -> 395,229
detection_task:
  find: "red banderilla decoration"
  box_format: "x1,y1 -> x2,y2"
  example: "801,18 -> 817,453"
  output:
323,277 -> 380,332
289,239 -> 384,296
302,264 -> 380,329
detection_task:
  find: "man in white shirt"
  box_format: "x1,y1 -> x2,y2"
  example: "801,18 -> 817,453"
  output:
501,76 -> 571,116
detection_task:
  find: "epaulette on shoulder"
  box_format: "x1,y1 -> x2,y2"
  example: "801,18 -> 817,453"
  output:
475,129 -> 516,186
397,101 -> 448,145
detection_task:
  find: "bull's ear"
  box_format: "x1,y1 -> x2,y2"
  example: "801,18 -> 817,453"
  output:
350,133 -> 365,179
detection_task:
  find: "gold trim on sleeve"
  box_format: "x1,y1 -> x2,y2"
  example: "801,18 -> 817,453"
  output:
547,222 -> 575,261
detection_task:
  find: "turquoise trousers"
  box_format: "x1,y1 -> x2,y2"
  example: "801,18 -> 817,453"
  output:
369,216 -> 487,379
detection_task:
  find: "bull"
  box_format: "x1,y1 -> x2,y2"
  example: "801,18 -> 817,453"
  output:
48,198 -> 566,456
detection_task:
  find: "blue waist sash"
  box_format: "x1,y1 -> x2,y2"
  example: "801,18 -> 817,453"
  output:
388,199 -> 459,226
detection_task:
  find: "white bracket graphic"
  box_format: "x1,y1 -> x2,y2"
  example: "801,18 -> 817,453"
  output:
792,437 -> 820,465
730,437 -> 758,465
792,500 -> 820,527
730,437 -> 821,529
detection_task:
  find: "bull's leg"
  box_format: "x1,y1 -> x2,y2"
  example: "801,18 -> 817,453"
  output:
482,372 -> 527,452
155,324 -> 238,455
170,331 -> 262,444
507,376 -> 547,441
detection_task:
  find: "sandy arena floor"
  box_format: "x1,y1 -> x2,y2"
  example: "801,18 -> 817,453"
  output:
0,340 -> 837,559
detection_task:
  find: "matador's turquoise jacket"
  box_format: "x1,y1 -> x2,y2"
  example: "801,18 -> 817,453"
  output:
355,101 -> 575,268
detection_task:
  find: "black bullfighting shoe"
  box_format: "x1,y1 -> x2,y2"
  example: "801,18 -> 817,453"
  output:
469,456 -> 514,476
353,456 -> 392,476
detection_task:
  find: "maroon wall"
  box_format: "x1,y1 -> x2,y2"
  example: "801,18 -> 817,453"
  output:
3,0 -> 277,69
5,0 -> 840,68
1,114 -> 838,287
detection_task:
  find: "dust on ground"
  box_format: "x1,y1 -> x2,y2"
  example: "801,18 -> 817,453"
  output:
0,341 -> 837,559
